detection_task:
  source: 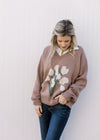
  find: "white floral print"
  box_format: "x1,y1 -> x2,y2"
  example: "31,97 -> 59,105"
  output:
59,77 -> 69,85
56,73 -> 61,80
45,65 -> 69,96
60,85 -> 65,91
51,78 -> 55,88
45,76 -> 50,82
61,66 -> 69,75
48,68 -> 54,76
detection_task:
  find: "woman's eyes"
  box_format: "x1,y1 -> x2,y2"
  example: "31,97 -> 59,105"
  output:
58,40 -> 69,42
65,40 -> 69,42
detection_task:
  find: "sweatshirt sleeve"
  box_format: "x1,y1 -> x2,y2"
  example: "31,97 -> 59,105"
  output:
31,50 -> 44,105
62,48 -> 88,105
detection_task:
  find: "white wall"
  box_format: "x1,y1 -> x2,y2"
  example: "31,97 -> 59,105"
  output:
0,0 -> 100,140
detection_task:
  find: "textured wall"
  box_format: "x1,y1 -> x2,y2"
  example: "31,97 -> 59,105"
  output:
0,0 -> 100,140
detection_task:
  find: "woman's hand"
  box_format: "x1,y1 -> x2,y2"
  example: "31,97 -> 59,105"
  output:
55,95 -> 67,104
34,105 -> 43,117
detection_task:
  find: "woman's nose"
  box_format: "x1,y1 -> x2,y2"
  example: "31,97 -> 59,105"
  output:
61,42 -> 66,46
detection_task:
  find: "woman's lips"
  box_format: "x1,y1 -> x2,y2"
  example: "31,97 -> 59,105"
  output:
62,46 -> 66,48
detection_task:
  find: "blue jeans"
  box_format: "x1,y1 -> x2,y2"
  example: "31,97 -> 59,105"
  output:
39,103 -> 71,140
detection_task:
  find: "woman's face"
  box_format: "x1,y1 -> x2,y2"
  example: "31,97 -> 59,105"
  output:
57,35 -> 71,52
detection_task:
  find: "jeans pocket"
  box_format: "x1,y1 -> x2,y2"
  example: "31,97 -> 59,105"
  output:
57,103 -> 71,110
54,103 -> 71,118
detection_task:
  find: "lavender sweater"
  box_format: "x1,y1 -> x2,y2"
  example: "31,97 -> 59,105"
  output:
31,45 -> 88,108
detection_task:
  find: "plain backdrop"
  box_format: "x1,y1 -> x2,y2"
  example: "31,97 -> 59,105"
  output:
0,0 -> 100,140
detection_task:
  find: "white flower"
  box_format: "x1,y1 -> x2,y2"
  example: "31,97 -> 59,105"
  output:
59,77 -> 69,85
61,66 -> 69,75
56,73 -> 61,80
54,65 -> 59,75
51,78 -> 55,87
48,68 -> 54,76
60,85 -> 65,91
45,76 -> 50,82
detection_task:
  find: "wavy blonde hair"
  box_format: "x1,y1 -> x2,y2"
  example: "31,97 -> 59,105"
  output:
48,19 -> 77,66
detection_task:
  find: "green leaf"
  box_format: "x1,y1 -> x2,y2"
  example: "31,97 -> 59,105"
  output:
59,67 -> 62,76
48,82 -> 51,96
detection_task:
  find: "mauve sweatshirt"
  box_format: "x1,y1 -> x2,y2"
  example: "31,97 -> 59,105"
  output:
31,45 -> 88,108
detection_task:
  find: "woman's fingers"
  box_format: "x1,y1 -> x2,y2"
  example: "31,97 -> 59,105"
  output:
39,105 -> 43,113
59,98 -> 66,104
36,109 -> 42,117
34,105 -> 43,117
59,95 -> 67,104
55,95 -> 60,100
55,95 -> 67,104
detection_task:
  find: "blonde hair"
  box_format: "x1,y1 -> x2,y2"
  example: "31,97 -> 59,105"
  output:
48,19 -> 77,66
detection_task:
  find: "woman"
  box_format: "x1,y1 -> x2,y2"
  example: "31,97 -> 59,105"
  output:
31,19 -> 88,140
